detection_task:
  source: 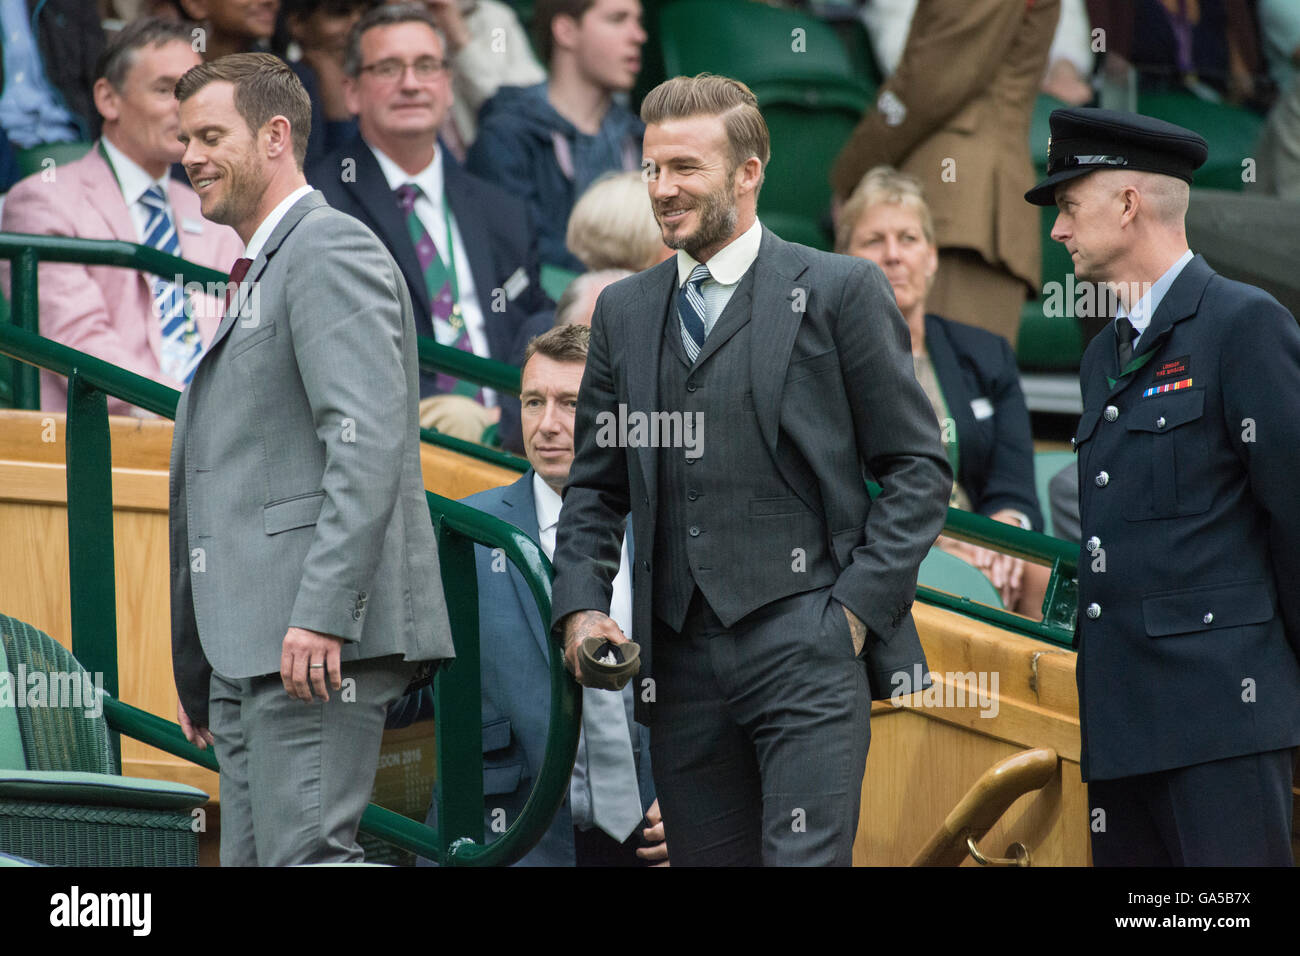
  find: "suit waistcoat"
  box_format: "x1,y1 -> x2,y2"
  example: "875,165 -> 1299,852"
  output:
652,268 -> 835,631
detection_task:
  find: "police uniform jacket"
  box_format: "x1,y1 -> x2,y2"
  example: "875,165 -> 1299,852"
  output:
1073,254 -> 1300,781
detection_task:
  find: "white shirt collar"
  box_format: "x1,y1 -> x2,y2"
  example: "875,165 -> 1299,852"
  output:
244,184 -> 314,261
676,217 -> 762,287
100,136 -> 170,208
1118,248 -> 1195,336
369,142 -> 444,208
532,470 -> 562,535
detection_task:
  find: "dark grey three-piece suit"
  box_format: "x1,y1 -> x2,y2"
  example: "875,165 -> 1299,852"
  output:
551,225 -> 951,865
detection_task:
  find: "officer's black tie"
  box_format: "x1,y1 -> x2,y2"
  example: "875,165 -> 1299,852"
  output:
1117,317 -> 1137,368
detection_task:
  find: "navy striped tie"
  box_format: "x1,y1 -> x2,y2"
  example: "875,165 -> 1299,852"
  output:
140,184 -> 201,383
678,263 -> 711,362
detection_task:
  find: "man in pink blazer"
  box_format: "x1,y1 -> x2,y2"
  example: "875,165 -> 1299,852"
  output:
0,18 -> 242,415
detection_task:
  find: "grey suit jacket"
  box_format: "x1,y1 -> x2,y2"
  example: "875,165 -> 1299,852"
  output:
388,470 -> 654,865
551,225 -> 951,718
169,190 -> 454,725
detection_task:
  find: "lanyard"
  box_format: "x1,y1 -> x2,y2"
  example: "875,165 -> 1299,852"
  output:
439,197 -> 463,329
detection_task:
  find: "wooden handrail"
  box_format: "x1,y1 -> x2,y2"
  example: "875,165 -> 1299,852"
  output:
910,747 -> 1059,866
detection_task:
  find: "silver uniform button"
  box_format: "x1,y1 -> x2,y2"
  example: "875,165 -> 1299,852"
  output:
1086,536 -> 1101,553
1104,405 -> 1119,422
1086,603 -> 1101,619
1156,416 -> 1167,428
1203,612 -> 1214,625
1070,436 -> 1077,449
1095,471 -> 1110,487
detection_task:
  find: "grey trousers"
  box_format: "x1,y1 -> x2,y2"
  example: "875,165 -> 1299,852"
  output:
649,587 -> 872,866
209,655 -> 416,866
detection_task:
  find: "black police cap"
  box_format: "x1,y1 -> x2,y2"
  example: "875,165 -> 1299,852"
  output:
1025,107 -> 1209,206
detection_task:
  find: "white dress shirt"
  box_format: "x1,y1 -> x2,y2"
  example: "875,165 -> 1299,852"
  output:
533,471 -> 636,831
244,184 -> 314,262
1118,248 -> 1195,343
370,144 -> 495,406
100,137 -> 176,244
675,217 -> 763,333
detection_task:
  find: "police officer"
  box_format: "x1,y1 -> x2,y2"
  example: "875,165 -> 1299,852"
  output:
1027,108 -> 1300,866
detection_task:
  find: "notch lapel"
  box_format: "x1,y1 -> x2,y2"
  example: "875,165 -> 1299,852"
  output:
344,136 -> 432,324
1105,255 -> 1213,400
627,260 -> 676,510
205,191 -> 324,356
749,228 -> 809,455
497,473 -> 549,660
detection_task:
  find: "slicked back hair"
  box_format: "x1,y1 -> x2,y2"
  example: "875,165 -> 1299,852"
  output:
174,53 -> 312,170
523,322 -> 591,371
640,73 -> 769,193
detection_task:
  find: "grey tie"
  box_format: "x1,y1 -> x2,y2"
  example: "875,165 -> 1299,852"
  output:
581,686 -> 643,842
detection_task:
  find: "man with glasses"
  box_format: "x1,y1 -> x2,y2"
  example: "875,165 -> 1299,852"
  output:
310,2 -> 548,446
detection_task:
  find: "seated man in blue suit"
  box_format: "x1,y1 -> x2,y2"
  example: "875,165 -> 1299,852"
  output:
391,324 -> 666,866
309,2 -> 549,446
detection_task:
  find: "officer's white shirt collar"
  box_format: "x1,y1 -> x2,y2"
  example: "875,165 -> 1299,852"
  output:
1117,248 -> 1195,338
101,136 -> 171,209
370,142 -> 444,211
676,217 -> 762,287
244,183 -> 314,261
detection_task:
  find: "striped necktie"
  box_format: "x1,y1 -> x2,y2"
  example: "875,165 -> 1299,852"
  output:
140,184 -> 202,383
395,183 -> 482,401
677,263 -> 711,363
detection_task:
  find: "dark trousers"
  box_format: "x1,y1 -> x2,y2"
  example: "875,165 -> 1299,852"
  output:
1088,748 -> 1297,866
649,587 -> 871,866
572,818 -> 651,867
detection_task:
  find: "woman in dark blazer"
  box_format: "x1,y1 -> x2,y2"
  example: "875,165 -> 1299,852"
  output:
838,166 -> 1047,614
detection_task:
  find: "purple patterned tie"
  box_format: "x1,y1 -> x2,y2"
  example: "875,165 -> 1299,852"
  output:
395,183 -> 482,401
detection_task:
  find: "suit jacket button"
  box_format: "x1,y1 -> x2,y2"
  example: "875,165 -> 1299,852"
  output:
352,609 -> 362,621
1070,436 -> 1077,449
642,560 -> 650,571
1095,471 -> 1109,487
1086,602 -> 1101,619
687,489 -> 698,501
686,383 -> 697,392
1203,612 -> 1214,624
1104,405 -> 1119,422
688,526 -> 700,537
1156,416 -> 1167,429
1086,536 -> 1100,553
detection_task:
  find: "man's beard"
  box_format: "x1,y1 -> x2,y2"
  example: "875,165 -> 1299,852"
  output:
660,180 -> 738,258
204,154 -> 265,229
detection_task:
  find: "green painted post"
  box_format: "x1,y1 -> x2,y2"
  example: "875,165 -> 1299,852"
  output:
12,247 -> 38,410
431,522 -> 485,858
64,371 -> 121,765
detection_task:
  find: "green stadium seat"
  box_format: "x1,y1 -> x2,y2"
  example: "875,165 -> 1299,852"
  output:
918,546 -> 1005,609
659,0 -> 876,94
1018,95 -> 1085,371
1033,450 -> 1075,540
14,141 -> 92,180
1136,92 -> 1263,192
541,263 -> 578,302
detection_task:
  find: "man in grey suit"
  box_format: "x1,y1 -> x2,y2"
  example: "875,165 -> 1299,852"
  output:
169,53 -> 454,865
551,75 -> 952,866
390,325 -> 668,865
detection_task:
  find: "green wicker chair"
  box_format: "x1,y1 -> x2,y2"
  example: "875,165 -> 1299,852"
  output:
0,614 -> 209,866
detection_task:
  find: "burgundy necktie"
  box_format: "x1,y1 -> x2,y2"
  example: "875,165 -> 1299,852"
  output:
224,257 -> 253,318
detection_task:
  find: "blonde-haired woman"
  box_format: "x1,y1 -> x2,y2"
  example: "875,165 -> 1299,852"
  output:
566,171 -> 673,272
839,166 -> 1047,614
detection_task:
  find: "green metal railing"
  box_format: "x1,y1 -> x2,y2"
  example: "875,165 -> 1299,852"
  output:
0,231 -> 528,474
0,244 -> 579,864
